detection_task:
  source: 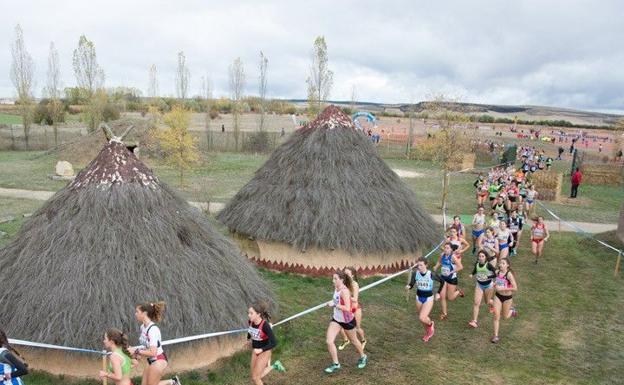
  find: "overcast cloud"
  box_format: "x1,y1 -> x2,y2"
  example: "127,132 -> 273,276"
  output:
1,0 -> 623,112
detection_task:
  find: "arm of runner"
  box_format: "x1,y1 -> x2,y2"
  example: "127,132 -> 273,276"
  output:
405,269 -> 416,290
0,350 -> 28,378
507,272 -> 518,292
452,255 -> 463,274
100,353 -> 123,381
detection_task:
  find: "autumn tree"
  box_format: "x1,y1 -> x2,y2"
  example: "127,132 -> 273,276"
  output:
175,52 -> 190,99
10,24 -> 35,149
306,36 -> 333,117
157,105 -> 199,186
417,96 -> 472,212
72,34 -> 105,131
45,41 -> 63,146
229,57 -> 245,149
258,51 -> 268,131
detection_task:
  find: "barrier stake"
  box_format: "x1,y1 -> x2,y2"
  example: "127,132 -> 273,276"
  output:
102,352 -> 108,385
615,251 -> 622,278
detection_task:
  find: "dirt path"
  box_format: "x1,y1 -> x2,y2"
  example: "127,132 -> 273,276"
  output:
0,187 -> 617,233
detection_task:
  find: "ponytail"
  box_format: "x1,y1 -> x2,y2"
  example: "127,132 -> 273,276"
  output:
106,328 -> 132,359
335,270 -> 353,295
138,301 -> 166,322
251,300 -> 271,322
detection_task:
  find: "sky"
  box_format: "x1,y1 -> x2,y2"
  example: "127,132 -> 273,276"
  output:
1,0 -> 623,113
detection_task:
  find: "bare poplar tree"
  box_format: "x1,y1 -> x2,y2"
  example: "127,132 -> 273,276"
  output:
10,24 -> 35,149
175,51 -> 190,100
349,84 -> 357,113
73,35 -> 105,131
258,51 -> 268,131
72,35 -> 104,98
45,41 -> 63,146
229,57 -> 245,149
201,74 -> 213,129
306,36 -> 333,116
148,64 -> 159,98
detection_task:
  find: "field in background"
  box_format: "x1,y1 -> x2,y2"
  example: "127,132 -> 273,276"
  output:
0,150 -> 621,233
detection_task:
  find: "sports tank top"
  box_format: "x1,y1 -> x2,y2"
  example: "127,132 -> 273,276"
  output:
475,263 -> 492,283
107,348 -> 132,376
332,289 -> 354,323
497,229 -> 511,243
248,319 -> 269,342
440,253 -> 456,279
415,270 -> 434,292
532,224 -> 545,238
495,271 -> 512,289
139,322 -> 164,357
473,214 -> 485,226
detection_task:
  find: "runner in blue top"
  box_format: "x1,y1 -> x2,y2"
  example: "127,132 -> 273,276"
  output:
406,257 -> 444,342
432,243 -> 464,321
0,330 -> 28,385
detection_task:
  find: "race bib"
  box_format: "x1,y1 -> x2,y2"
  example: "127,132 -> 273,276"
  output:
441,266 -> 451,276
417,280 -> 430,290
476,272 -> 488,281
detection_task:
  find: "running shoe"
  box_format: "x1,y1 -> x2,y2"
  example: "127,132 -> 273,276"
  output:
172,375 -> 182,385
357,355 -> 368,369
458,288 -> 465,298
468,320 -> 478,328
361,340 -> 367,350
272,360 -> 286,372
439,313 -> 448,321
488,304 -> 495,314
427,321 -> 435,339
510,307 -> 518,318
337,339 -> 350,350
491,335 -> 500,344
324,363 -> 341,373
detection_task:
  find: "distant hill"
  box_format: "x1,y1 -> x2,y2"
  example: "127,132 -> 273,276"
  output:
288,99 -> 623,127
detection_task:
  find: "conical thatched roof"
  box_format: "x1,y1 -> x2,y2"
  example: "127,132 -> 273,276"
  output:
218,105 -> 437,255
0,139 -> 273,348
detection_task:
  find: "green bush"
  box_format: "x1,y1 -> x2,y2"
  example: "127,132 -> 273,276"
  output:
243,130 -> 272,153
102,103 -> 120,121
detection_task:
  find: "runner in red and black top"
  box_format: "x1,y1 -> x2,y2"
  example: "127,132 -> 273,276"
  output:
247,301 -> 285,385
531,216 -> 550,264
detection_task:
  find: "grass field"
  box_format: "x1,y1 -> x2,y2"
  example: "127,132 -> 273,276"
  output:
0,151 -> 621,223
13,230 -> 624,385
0,113 -> 22,125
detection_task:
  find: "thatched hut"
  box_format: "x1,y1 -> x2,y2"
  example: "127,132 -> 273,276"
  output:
218,105 -> 437,276
0,138 -> 274,377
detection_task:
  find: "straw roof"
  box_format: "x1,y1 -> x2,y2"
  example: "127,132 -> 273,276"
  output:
218,105 -> 437,255
0,140 -> 274,348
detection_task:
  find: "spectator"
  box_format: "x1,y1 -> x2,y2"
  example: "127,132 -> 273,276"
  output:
221,124 -> 225,133
570,167 -> 582,198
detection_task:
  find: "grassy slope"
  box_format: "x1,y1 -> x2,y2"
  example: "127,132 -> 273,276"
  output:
20,231 -> 624,385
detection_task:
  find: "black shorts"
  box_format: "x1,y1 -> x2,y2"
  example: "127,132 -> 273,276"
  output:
496,292 -> 513,303
441,275 -> 458,285
331,318 -> 356,330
